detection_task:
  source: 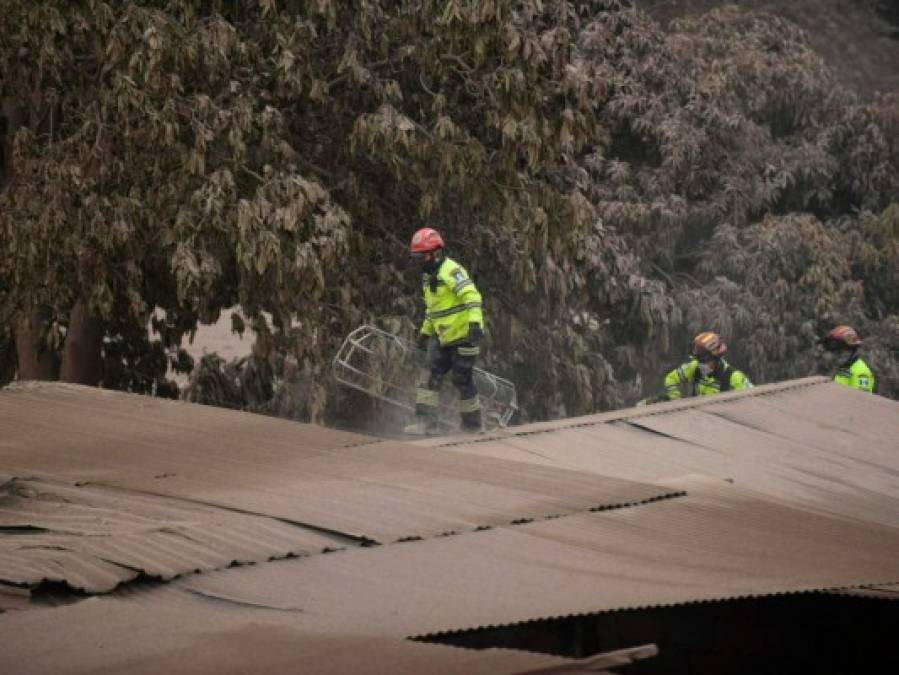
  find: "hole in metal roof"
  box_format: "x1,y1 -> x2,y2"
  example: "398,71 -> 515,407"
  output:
417,593 -> 899,674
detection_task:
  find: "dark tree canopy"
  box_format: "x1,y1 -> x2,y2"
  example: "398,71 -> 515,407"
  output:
1,1 -> 897,423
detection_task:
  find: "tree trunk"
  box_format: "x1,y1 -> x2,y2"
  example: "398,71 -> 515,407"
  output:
1,97 -> 24,187
60,300 -> 104,386
0,333 -> 17,386
15,308 -> 59,380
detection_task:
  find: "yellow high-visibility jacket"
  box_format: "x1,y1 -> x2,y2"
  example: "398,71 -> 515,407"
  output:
834,356 -> 874,393
419,257 -> 483,346
664,358 -> 752,399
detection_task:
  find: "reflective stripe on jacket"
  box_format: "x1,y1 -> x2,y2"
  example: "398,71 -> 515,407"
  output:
419,257 -> 484,346
834,356 -> 874,393
664,358 -> 752,400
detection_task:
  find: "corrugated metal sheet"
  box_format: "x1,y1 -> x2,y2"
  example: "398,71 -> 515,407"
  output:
0,383 -> 682,544
0,586 -> 581,675
0,477 -> 346,593
3,477 -> 897,672
2,379 -> 897,672
168,476 -> 899,639
420,379 -> 899,527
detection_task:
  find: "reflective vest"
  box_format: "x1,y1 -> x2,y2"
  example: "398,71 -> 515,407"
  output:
419,257 -> 483,346
834,355 -> 874,393
664,358 -> 752,400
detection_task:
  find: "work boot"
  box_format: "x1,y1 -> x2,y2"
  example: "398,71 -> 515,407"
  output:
460,410 -> 483,434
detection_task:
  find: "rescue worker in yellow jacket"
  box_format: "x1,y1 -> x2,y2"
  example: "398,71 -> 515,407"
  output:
656,331 -> 752,402
405,227 -> 484,433
816,325 -> 874,393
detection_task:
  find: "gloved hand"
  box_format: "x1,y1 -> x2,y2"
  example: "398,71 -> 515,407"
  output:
468,323 -> 484,345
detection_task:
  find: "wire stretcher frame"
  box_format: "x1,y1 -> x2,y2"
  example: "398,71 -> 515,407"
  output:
332,324 -> 519,428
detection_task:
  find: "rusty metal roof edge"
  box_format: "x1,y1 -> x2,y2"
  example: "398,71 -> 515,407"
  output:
408,579 -> 899,640
7,544 -> 326,596
426,377 -> 831,448
585,489 -> 688,513
365,489 -> 689,543
88,477 -> 686,547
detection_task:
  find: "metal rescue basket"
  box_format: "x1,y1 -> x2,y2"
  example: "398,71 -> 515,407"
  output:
332,324 -> 518,429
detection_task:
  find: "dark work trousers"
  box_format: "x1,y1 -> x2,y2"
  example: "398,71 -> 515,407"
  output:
415,342 -> 481,430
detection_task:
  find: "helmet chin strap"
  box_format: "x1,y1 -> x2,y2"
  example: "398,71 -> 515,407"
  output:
422,250 -> 443,273
837,347 -> 857,368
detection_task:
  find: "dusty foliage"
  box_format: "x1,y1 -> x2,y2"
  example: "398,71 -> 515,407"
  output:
0,1 -> 896,423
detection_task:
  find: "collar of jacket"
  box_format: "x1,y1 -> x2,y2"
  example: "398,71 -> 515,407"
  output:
838,349 -> 860,369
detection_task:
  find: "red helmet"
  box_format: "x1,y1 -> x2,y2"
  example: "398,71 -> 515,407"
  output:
410,227 -> 444,254
692,331 -> 726,360
818,325 -> 861,350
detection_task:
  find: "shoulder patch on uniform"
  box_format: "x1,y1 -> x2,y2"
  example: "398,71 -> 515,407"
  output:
451,268 -> 466,282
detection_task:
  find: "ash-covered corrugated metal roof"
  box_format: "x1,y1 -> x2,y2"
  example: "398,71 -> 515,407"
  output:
0,383 -> 681,593
417,378 -> 899,527
2,476 -> 897,672
0,477 -> 345,593
169,475 -> 899,638
0,585 -> 585,675
2,378 -> 897,674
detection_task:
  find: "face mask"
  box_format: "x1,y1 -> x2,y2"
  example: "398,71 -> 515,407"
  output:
820,350 -> 850,368
820,350 -> 837,366
698,361 -> 714,376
